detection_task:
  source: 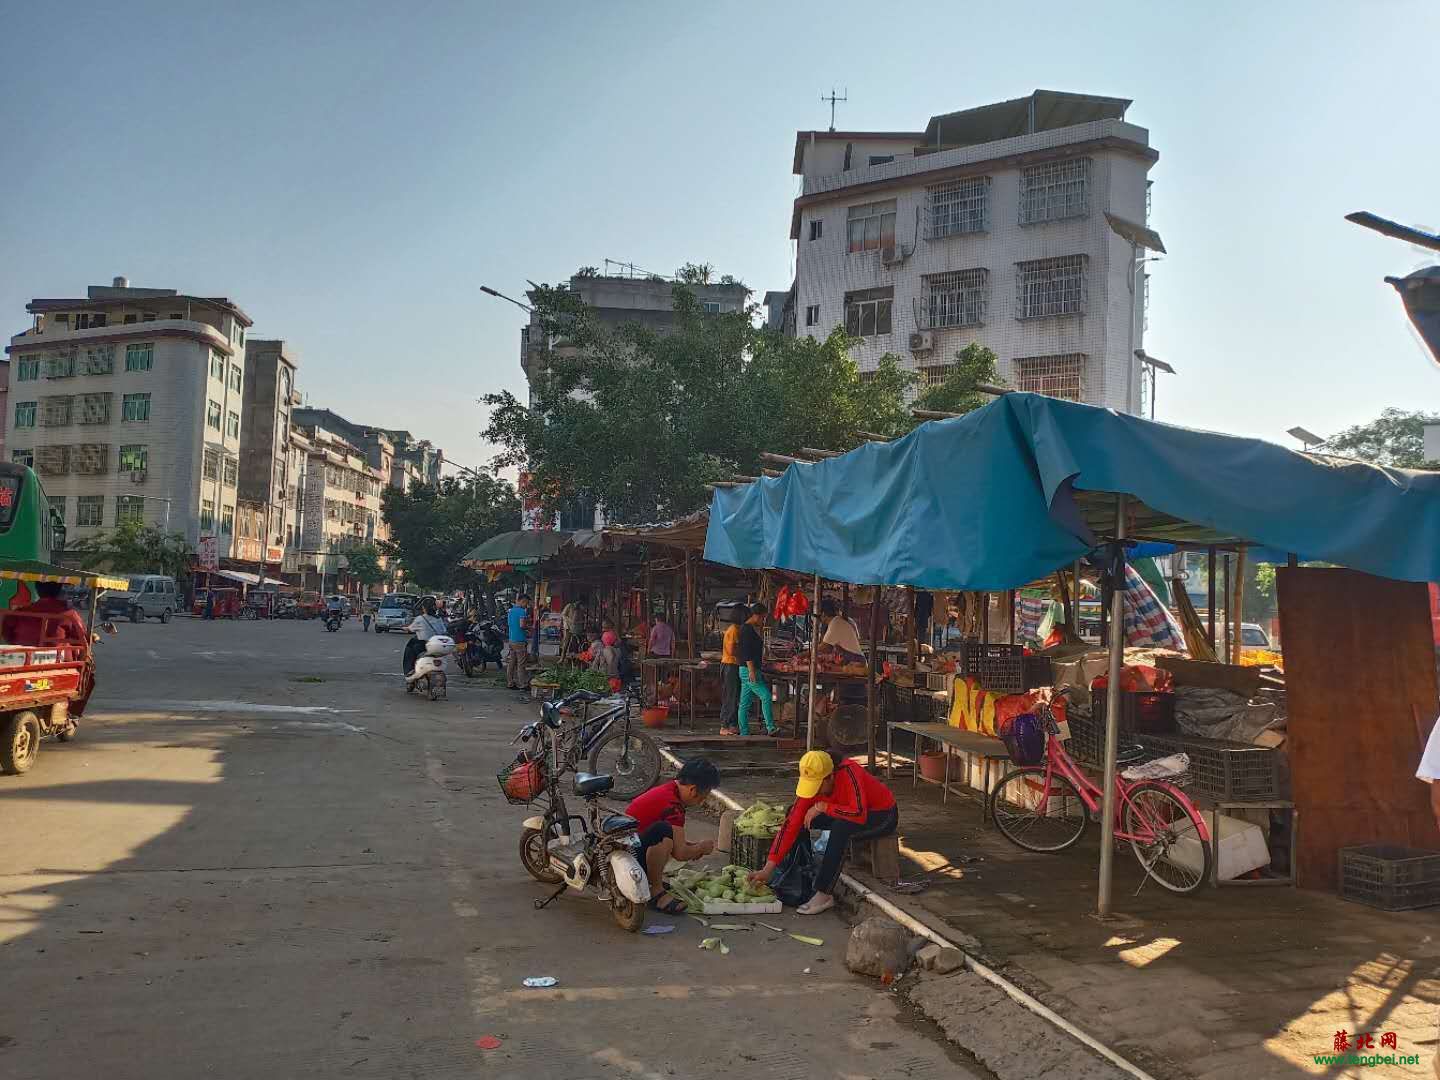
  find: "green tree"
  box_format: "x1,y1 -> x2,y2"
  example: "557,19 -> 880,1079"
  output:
481,278 -> 917,521
342,544 -> 387,593
379,474 -> 519,589
1324,408 -> 1440,468
69,521 -> 192,584
913,342 -> 1003,415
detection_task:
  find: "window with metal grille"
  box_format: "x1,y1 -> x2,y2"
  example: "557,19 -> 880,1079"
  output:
11,449 -> 33,468
77,495 -> 103,527
223,457 -> 238,487
927,177 -> 989,238
921,270 -> 988,329
1014,354 -> 1086,401
226,411 -> 240,439
35,446 -> 68,476
122,393 -> 151,422
116,496 -> 145,526
221,505 -> 234,534
119,445 -> 148,472
847,200 -> 897,254
844,287 -> 894,337
1019,158 -> 1091,225
14,401 -> 36,429
78,393 -> 112,425
228,364 -> 242,392
15,356 -> 40,381
125,343 -> 154,372
45,350 -> 76,379
71,444 -> 110,474
82,345 -> 115,375
1015,255 -> 1086,319
41,396 -> 73,427
918,364 -> 955,388
203,446 -> 221,482
201,499 -> 215,531
210,351 -> 225,380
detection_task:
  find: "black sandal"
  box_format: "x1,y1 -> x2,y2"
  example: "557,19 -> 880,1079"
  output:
649,892 -> 686,915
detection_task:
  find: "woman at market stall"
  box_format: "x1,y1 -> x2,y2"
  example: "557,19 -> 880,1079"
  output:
590,629 -> 622,676
749,750 -> 897,916
818,598 -> 865,664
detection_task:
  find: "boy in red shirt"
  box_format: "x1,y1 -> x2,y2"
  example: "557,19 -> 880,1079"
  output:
749,750 -> 897,915
625,758 -> 720,914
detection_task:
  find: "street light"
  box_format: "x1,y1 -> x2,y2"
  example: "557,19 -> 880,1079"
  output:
127,493 -> 173,533
1286,426 -> 1326,452
479,285 -> 534,314
1134,350 -> 1175,420
1104,213 -> 1167,415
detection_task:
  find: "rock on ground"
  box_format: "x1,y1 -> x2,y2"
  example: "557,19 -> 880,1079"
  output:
906,969 -> 1137,1080
845,915 -> 913,979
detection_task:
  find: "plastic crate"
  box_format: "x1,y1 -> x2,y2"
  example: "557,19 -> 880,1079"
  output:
1095,690 -> 1177,735
1134,732 -> 1279,801
960,644 -> 1025,694
1340,845 -> 1440,911
1023,655 -> 1054,690
1065,709 -> 1103,766
730,831 -> 775,871
919,670 -> 950,692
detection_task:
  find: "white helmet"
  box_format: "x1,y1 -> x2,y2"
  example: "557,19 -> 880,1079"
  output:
425,635 -> 456,656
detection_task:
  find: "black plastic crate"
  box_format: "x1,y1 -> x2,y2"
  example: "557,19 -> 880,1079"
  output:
731,831 -> 776,872
1340,845 -> 1440,911
1134,732 -> 1279,801
959,644 -> 1025,694
1094,690 -> 1177,735
1065,708 -> 1103,766
1023,655 -> 1054,690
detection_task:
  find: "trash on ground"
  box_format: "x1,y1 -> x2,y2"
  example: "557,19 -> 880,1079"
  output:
475,1036 -> 503,1050
707,923 -> 753,931
698,937 -> 722,951
789,934 -> 824,946
521,976 -> 557,988
757,921 -> 786,933
641,924 -> 676,935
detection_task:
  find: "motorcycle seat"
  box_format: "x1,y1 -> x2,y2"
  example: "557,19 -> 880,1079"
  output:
600,813 -> 637,834
565,690 -> 605,706
573,772 -> 614,797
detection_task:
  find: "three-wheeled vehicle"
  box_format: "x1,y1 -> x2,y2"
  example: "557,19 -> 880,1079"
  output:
0,559 -> 123,774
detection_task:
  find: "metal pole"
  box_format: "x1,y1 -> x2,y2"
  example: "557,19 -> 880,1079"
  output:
1206,546 -> 1217,648
806,573 -> 821,751
1097,494 -> 1128,917
1222,553 -> 1232,664
1231,547 -> 1246,665
866,594 -> 880,769
685,552 -> 695,660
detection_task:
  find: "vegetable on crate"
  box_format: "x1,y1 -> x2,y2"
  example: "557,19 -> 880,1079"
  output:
734,800 -> 788,838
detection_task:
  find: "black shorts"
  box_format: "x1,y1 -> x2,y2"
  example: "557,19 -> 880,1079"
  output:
637,822 -> 673,860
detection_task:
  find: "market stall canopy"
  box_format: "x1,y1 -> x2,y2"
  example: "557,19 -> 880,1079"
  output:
604,511 -> 710,552
460,529 -> 602,568
704,393 -> 1440,590
0,560 -> 130,591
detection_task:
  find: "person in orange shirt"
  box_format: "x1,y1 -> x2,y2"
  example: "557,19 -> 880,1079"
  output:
719,613 -> 743,735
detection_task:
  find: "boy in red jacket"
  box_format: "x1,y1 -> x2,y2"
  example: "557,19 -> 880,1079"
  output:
749,750 -> 897,915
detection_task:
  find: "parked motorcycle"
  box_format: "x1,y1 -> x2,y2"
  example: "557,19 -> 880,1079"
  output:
449,617 -> 505,677
406,635 -> 455,700
506,702 -> 650,932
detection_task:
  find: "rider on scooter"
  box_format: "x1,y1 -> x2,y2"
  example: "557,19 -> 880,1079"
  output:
404,597 -> 448,677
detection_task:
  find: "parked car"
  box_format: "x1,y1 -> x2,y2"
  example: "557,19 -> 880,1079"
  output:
100,575 -> 179,623
1240,622 -> 1275,649
374,597 -> 414,633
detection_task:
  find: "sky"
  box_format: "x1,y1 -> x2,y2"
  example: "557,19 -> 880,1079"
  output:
2,0 -> 1438,473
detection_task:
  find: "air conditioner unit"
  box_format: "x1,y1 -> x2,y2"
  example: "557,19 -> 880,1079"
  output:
130,470 -> 147,484
909,331 -> 934,353
880,244 -> 900,266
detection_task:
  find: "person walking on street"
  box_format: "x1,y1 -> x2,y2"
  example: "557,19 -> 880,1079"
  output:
735,603 -> 777,736
560,597 -> 584,661
506,594 -> 532,690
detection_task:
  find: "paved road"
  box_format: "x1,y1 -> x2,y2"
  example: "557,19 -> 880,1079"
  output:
0,618 -> 978,1079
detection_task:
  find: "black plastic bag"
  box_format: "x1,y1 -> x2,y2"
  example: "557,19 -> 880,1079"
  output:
770,831 -> 818,907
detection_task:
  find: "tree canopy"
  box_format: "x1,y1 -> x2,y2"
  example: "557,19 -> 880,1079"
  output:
482,280 -> 926,521
68,522 -> 192,582
1324,408 -> 1440,469
342,544 -> 387,590
913,342 -> 1003,415
379,474 -> 519,589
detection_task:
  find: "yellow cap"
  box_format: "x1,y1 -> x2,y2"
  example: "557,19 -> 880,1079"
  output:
796,750 -> 835,799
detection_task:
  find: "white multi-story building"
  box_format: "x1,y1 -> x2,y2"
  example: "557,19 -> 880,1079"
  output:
295,421 -> 385,584
4,278 -> 252,549
791,90 -> 1160,412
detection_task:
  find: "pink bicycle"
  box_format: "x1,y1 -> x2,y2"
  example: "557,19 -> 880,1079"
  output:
988,712 -> 1213,895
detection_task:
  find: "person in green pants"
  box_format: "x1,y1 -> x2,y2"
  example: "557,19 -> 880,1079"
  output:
735,603 -> 778,736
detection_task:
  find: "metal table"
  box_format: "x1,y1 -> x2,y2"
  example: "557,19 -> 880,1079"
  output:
886,721 -> 1010,821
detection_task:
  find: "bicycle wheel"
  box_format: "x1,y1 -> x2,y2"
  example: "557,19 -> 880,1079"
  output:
1123,781 -> 1212,895
588,727 -> 661,800
989,767 -> 1089,853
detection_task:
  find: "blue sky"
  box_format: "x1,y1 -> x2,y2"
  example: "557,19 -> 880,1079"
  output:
3,1 -> 1437,472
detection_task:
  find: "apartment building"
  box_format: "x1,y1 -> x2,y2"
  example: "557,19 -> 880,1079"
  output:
4,278 -> 251,548
791,90 -> 1160,412
519,271 -> 750,401
236,339 -> 300,569
295,421 -> 385,583
290,408 -> 442,494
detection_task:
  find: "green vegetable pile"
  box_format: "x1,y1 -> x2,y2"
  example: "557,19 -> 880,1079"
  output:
547,666 -> 613,696
735,800 -> 786,838
667,864 -> 774,907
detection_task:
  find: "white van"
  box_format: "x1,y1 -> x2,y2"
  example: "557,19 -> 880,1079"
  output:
100,575 -> 180,623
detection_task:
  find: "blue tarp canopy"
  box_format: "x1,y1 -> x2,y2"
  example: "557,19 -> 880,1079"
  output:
704,393 -> 1440,590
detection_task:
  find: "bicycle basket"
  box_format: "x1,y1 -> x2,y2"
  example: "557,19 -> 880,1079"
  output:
497,753 -> 547,804
1000,713 -> 1046,766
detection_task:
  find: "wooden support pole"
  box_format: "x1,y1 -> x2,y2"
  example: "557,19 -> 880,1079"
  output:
1056,570 -> 1072,632
981,591 -> 990,644
911,408 -> 962,420
867,597 -> 880,770
806,573 -> 821,751
799,447 -> 844,458
760,452 -> 806,467
685,552 -> 696,660
1206,546 -> 1217,648
853,430 -> 894,443
1231,547 -> 1246,665
1222,552 -> 1232,663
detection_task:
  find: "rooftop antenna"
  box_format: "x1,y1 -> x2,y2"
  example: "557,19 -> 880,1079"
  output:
821,87 -> 847,132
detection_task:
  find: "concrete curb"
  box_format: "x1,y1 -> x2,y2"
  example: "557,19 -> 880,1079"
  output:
656,743 -> 1157,1080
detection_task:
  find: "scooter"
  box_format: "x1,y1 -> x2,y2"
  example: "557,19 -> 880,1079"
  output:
406,635 -> 455,700
323,613 -> 342,632
452,617 -> 505,677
